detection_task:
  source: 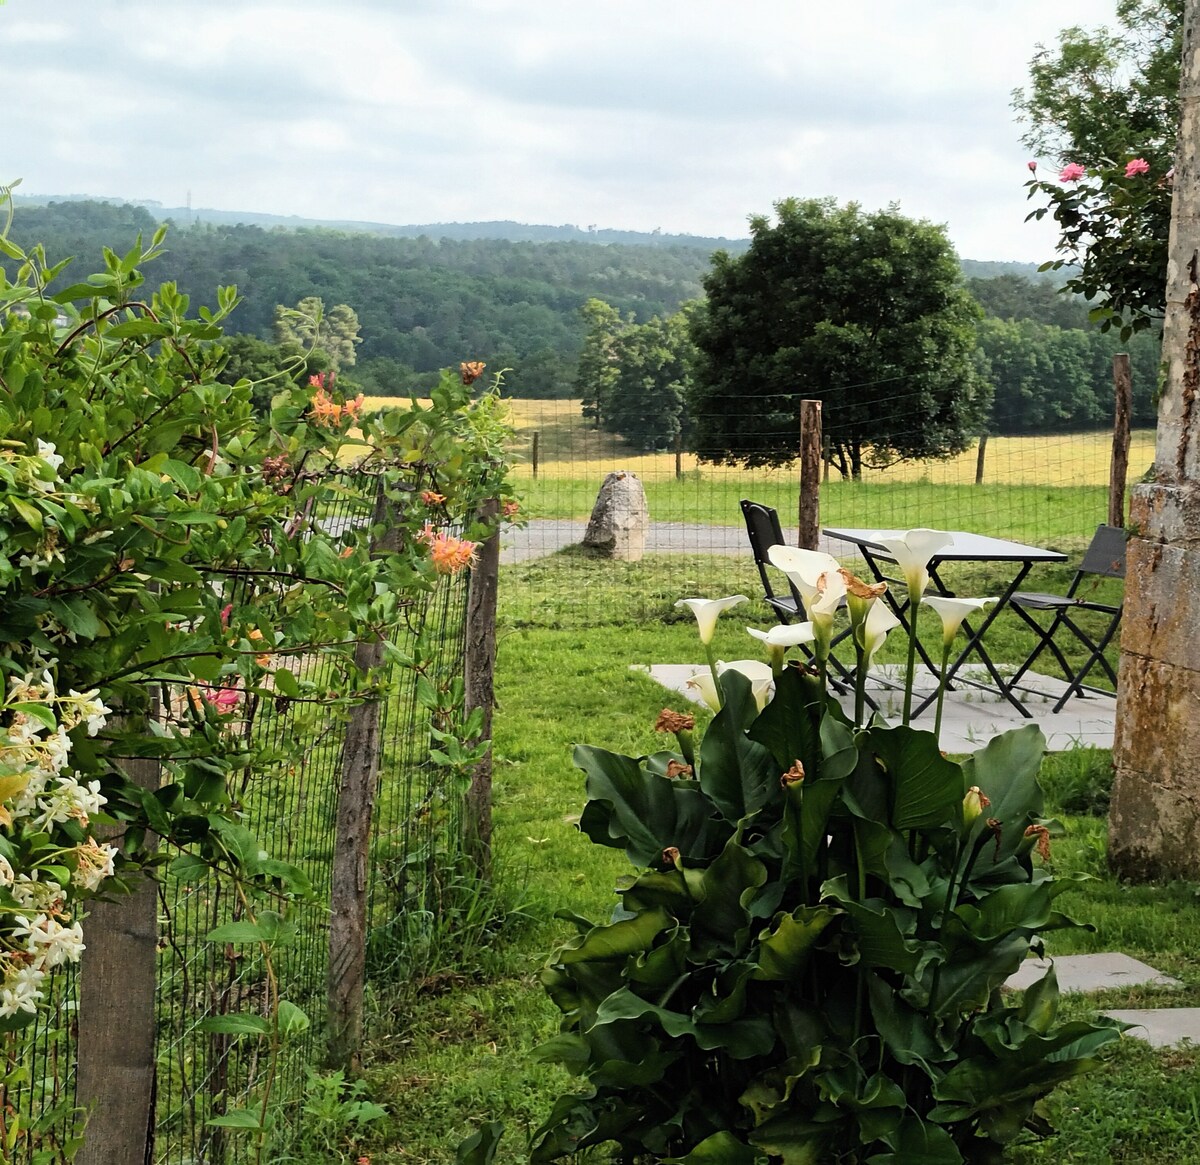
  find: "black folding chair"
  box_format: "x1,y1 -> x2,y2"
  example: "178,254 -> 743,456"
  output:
740,499 -> 805,622
1004,524 -> 1126,713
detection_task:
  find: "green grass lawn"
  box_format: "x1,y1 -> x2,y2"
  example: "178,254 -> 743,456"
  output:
352,554 -> 1196,1165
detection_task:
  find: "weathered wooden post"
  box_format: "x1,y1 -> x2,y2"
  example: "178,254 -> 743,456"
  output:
798,399 -> 822,550
1109,353 -> 1133,527
464,497 -> 500,880
1110,0 -> 1200,878
975,432 -> 989,485
531,431 -> 540,480
674,432 -> 683,481
327,484 -> 398,1069
77,745 -> 160,1165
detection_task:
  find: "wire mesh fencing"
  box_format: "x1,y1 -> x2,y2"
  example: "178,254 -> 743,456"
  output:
3,466 -> 483,1165
498,384 -> 1148,628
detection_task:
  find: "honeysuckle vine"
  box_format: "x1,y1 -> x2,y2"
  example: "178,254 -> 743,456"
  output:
0,187 -> 518,1157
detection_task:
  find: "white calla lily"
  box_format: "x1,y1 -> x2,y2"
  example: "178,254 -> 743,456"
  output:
765,546 -> 844,659
861,601 -> 901,666
876,529 -> 955,602
922,595 -> 998,648
675,595 -> 748,645
685,659 -> 775,713
746,624 -> 817,649
748,622 -> 817,674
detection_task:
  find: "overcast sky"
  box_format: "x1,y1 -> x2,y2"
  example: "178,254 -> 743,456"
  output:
4,0 -> 1122,261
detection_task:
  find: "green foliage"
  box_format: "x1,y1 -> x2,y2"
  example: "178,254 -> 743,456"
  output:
601,308 -> 697,452
534,669 -> 1123,1163
575,298 -> 625,426
1015,0 -> 1182,334
689,198 -> 990,476
974,316 -> 1163,432
273,295 -> 363,371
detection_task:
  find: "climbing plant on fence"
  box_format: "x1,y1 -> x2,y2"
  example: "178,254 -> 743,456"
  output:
0,188 -> 516,1163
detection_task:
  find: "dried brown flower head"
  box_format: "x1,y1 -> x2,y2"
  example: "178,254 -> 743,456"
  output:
780,760 -> 805,787
655,709 -> 695,734
665,760 -> 694,779
661,846 -> 681,867
837,568 -> 888,600
460,361 -> 486,385
1024,823 -> 1052,862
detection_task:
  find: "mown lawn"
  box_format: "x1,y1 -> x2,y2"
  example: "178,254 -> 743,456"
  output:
353,553 -> 1197,1165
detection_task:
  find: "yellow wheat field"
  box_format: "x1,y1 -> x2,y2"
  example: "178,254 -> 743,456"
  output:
361,396 -> 1156,488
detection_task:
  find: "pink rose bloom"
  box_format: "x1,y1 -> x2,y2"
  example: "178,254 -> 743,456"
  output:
1059,163 -> 1086,182
208,686 -> 242,714
1124,157 -> 1151,177
1026,160 -> 1038,172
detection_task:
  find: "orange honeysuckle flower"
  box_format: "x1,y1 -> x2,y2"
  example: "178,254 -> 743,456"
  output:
421,490 -> 447,505
428,532 -> 479,575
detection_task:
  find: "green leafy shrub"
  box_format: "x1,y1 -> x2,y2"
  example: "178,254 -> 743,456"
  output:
534,668 -> 1123,1163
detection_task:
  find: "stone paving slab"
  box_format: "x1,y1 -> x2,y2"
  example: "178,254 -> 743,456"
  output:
1102,1009 -> 1200,1047
1005,953 -> 1181,994
636,662 -> 1115,753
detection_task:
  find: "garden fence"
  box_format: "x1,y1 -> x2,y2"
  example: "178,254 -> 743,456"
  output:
498,372 -> 1150,627
5,467 -> 492,1165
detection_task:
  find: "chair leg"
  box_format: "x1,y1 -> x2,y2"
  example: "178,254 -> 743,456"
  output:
1051,615 -> 1122,713
1007,609 -> 1071,693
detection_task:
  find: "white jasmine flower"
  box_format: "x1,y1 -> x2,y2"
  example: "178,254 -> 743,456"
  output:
35,440 -> 63,473
0,963 -> 46,1018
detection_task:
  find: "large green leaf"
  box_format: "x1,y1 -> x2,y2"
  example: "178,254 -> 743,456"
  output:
698,671 -> 782,822
823,880 -> 931,973
954,882 -> 1055,943
556,907 -> 674,966
866,973 -> 950,1069
865,724 -> 964,830
455,1122 -> 504,1165
960,725 -> 1046,866
747,1112 -> 832,1165
691,836 -> 768,957
866,1115 -> 962,1164
753,907 -> 839,981
748,666 -> 824,774
576,745 -> 728,866
594,987 -> 776,1059
661,1131 -> 762,1165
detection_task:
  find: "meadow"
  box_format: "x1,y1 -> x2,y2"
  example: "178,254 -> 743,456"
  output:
341,541 -> 1198,1165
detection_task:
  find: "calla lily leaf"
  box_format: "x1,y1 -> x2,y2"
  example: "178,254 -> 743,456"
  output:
864,723 -> 964,830
659,1131 -> 761,1165
697,670 -> 780,822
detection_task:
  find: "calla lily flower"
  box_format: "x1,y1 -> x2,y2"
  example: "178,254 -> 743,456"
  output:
861,601 -> 901,666
766,546 -> 845,657
876,529 -> 954,602
685,659 -> 774,713
922,595 -> 997,647
748,622 -> 817,673
675,595 -> 749,645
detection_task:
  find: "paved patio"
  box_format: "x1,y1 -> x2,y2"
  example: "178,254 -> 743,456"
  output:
639,662 -> 1115,752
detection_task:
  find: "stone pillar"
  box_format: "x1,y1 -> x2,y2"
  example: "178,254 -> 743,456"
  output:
582,471 -> 649,561
1109,0 -> 1200,879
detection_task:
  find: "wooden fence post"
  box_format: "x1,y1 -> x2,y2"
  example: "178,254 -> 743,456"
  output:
531,431 -> 540,480
674,432 -> 683,481
326,484 -> 398,1071
464,497 -> 500,880
975,433 -> 989,485
77,745 -> 160,1165
798,400 -> 822,550
1109,353 -> 1132,527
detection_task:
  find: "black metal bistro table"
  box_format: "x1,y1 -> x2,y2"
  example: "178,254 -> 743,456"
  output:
822,528 -> 1069,718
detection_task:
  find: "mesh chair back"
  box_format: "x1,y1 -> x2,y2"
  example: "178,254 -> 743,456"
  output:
740,499 -> 804,617
1077,524 -> 1127,580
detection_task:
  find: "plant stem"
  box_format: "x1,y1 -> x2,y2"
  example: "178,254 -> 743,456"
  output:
854,641 -> 868,728
934,641 -> 951,740
705,643 -> 721,703
902,613 -> 919,725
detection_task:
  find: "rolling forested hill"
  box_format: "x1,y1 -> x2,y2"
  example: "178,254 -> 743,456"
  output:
4,198 -> 1141,431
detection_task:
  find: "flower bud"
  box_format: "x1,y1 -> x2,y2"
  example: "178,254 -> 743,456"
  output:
962,785 -> 991,824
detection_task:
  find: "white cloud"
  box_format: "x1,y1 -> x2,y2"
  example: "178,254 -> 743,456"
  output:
1,0 -> 1122,259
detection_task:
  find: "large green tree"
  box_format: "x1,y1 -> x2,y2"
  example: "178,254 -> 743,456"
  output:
600,309 -> 696,452
272,295 -> 363,371
574,297 -> 626,425
1014,0 -> 1182,333
688,198 -> 989,478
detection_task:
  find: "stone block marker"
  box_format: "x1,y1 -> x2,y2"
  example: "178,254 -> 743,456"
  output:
582,471 -> 649,561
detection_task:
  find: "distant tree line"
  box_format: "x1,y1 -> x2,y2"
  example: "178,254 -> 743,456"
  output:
5,199 -> 1162,446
